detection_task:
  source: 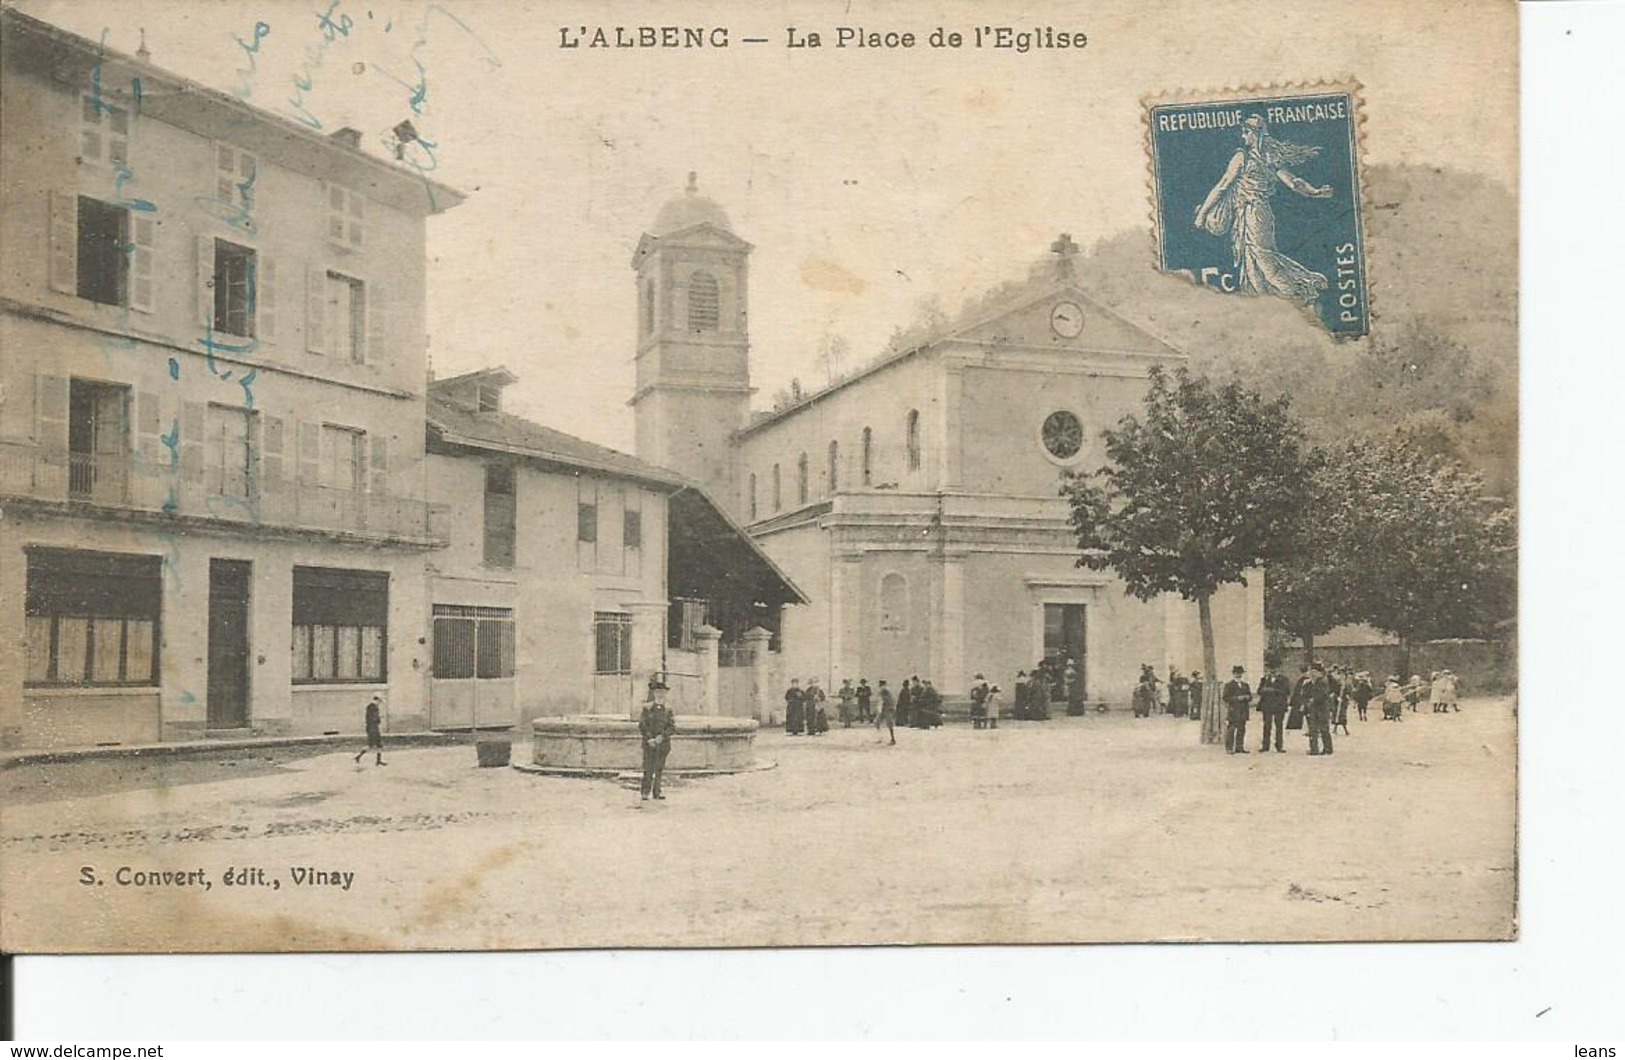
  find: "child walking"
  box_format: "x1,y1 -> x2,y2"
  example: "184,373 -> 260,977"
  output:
354,692 -> 387,766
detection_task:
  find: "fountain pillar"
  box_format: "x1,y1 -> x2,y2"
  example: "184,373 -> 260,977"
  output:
692,624 -> 722,716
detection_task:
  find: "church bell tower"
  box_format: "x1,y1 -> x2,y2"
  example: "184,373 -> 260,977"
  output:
629,173 -> 753,511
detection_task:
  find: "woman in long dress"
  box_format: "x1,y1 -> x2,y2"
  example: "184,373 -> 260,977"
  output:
1193,115 -> 1335,305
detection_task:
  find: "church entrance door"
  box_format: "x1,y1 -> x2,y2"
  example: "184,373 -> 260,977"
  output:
1043,603 -> 1087,698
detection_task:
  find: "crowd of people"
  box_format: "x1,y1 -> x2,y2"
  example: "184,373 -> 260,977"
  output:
1207,659 -> 1468,756
781,675 -> 942,744
773,659 -> 1465,755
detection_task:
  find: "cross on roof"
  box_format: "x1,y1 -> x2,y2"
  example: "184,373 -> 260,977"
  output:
1050,232 -> 1079,280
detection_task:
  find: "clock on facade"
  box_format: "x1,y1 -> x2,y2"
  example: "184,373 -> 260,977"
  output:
1049,301 -> 1084,338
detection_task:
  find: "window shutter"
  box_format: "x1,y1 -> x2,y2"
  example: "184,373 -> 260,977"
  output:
368,434 -> 389,495
37,375 -> 68,450
305,265 -> 327,354
196,235 -> 216,328
363,280 -> 383,366
297,420 -> 320,486
136,390 -> 162,464
180,400 -> 205,481
129,214 -> 156,313
48,192 -> 77,295
262,414 -> 285,484
256,255 -> 277,342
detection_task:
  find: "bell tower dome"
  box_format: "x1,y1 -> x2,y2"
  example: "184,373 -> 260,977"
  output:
630,173 -> 753,510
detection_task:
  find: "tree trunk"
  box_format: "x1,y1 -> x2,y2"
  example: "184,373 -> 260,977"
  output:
1198,591 -> 1222,745
1396,632 -> 1411,682
1303,631 -> 1316,668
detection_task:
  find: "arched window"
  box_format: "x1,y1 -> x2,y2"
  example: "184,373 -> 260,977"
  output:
748,472 -> 757,521
642,278 -> 655,335
796,451 -> 809,505
772,463 -> 781,512
906,409 -> 921,471
861,426 -> 873,485
827,440 -> 839,494
687,271 -> 720,331
879,573 -> 908,633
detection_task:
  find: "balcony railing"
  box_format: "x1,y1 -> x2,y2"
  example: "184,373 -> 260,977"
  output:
1,442 -> 449,547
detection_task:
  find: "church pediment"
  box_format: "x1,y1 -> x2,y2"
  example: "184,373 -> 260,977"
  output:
631,223 -> 752,268
950,283 -> 1185,359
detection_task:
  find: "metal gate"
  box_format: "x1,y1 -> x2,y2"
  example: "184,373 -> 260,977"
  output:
430,604 -> 516,729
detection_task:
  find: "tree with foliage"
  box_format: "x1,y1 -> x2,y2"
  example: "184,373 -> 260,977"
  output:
1263,448 -> 1353,664
1329,436 -> 1516,675
1062,367 -> 1317,744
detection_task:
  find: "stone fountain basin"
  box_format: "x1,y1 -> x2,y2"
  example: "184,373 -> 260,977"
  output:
523,714 -> 761,775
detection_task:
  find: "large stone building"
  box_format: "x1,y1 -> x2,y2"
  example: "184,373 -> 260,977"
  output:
0,10 -> 463,747
631,179 -> 1265,707
0,11 -> 796,750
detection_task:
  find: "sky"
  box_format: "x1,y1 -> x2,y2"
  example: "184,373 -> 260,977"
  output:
14,0 -> 1518,451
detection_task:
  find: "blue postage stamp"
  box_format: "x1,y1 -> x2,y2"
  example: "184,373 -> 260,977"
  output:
1147,85 -> 1368,337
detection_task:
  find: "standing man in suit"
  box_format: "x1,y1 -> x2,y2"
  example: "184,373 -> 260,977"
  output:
1255,660 -> 1292,753
855,678 -> 874,724
639,679 -> 677,800
784,678 -> 806,735
1222,665 -> 1254,754
1306,661 -> 1335,756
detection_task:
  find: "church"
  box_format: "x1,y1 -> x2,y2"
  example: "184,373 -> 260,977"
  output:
627,177 -> 1265,709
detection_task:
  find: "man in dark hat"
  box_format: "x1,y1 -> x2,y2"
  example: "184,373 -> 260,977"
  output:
784,677 -> 806,735
1306,660 -> 1335,756
1255,659 -> 1292,753
639,679 -> 677,800
855,678 -> 874,724
1221,665 -> 1253,754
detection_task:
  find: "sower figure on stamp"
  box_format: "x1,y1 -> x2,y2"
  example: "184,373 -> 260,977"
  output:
639,679 -> 676,801
1256,660 -> 1291,753
354,692 -> 386,766
1194,114 -> 1334,306
1222,665 -> 1253,754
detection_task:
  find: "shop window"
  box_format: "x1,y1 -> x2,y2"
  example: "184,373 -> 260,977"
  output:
291,566 -> 388,684
24,549 -> 160,687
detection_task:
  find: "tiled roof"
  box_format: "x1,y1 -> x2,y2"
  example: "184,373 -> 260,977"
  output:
427,396 -> 685,488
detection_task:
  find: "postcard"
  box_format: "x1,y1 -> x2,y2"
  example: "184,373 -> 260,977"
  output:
0,0 -> 1518,952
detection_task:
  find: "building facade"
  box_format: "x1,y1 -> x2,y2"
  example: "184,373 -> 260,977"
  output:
632,182 -> 1265,706
0,11 -> 462,748
424,368 -> 802,727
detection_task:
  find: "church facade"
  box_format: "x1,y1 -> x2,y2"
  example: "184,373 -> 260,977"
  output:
630,179 -> 1264,708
